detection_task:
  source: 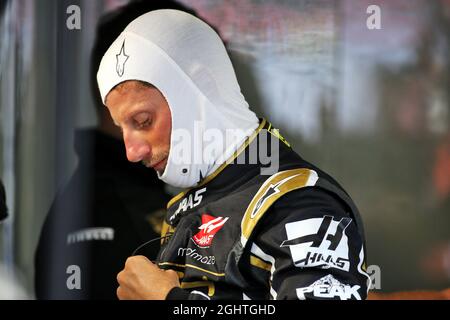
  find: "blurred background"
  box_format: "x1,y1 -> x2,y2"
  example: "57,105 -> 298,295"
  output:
0,0 -> 449,298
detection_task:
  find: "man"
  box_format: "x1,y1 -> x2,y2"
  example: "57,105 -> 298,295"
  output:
34,1 -> 194,299
97,9 -> 369,300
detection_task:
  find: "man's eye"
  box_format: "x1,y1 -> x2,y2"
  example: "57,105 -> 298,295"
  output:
136,119 -> 150,129
133,114 -> 151,129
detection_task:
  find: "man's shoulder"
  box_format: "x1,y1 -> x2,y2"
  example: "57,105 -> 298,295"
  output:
248,164 -> 349,210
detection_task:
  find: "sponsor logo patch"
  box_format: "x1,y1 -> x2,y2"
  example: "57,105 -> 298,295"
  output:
250,173 -> 306,219
178,247 -> 216,265
281,215 -> 352,271
296,274 -> 361,300
115,40 -> 129,77
192,214 -> 229,248
170,187 -> 207,223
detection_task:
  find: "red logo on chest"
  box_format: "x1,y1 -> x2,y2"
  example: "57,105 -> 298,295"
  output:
192,214 -> 229,248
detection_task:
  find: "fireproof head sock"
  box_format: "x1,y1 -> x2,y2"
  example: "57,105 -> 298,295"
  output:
97,9 -> 259,188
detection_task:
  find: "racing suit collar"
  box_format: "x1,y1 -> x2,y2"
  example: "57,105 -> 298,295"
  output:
166,119 -> 272,209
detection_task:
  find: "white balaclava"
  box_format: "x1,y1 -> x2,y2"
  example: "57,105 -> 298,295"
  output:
97,9 -> 259,188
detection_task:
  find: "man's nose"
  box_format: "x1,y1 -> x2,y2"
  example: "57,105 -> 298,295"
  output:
124,133 -> 151,163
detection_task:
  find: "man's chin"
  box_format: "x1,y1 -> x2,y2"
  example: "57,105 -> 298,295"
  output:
152,157 -> 168,174
141,160 -> 152,169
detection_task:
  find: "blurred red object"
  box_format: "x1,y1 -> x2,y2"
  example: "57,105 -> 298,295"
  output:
433,134 -> 450,200
420,241 -> 450,281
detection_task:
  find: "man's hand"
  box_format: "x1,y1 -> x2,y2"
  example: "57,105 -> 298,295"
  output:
116,255 -> 180,300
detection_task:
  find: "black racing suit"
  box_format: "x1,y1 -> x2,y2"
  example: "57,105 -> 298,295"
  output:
160,119 -> 370,300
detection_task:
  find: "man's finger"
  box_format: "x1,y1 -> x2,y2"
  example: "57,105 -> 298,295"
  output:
165,269 -> 179,278
125,255 -> 153,268
117,286 -> 125,300
117,270 -> 124,284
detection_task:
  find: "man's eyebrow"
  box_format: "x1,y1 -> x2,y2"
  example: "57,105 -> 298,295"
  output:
122,103 -> 152,120
128,108 -> 151,119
